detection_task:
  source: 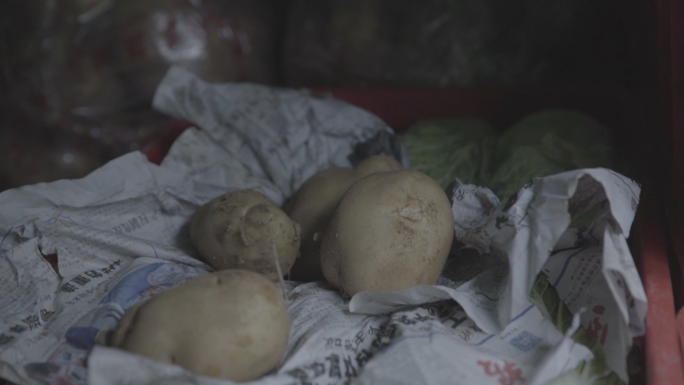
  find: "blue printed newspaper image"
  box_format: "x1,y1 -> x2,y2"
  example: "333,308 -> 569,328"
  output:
23,262 -> 207,385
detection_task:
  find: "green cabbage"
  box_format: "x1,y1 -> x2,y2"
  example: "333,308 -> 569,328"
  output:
399,118 -> 497,189
489,110 -> 613,198
400,110 -> 614,199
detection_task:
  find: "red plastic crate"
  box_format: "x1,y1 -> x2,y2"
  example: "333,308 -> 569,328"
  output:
656,0 -> 684,345
651,0 -> 684,380
141,85 -> 683,385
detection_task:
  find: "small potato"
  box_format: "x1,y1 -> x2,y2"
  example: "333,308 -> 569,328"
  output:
111,270 -> 291,382
286,155 -> 403,282
190,190 -> 300,281
320,170 -> 454,297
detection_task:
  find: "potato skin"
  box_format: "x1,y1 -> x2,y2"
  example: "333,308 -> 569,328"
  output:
190,189 -> 300,281
287,155 -> 403,282
320,170 -> 454,296
111,270 -> 291,382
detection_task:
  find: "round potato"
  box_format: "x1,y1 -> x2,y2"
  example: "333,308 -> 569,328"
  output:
190,189 -> 300,281
111,270 -> 291,382
320,170 -> 454,296
287,155 -> 403,282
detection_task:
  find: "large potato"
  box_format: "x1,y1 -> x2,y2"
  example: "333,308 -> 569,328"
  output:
320,170 -> 454,296
111,270 -> 291,382
190,190 -> 300,281
286,155 -> 402,282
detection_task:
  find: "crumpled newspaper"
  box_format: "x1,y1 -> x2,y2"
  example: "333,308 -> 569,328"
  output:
0,67 -> 645,385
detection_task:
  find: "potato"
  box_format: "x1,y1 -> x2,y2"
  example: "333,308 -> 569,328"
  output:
190,190 -> 300,281
286,155 -> 403,282
111,270 -> 291,382
320,170 -> 454,296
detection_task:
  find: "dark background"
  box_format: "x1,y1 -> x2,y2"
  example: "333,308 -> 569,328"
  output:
0,0 -> 649,191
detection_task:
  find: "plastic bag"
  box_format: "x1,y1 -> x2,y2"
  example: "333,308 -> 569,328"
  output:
0,116 -> 114,192
2,0 -> 280,154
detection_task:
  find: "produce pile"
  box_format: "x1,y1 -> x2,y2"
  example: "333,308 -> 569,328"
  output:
107,155 -> 453,381
100,114 -> 615,381
0,68 -> 646,385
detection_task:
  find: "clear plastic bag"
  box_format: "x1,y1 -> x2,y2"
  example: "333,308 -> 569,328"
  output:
0,118 -> 114,191
2,0 -> 280,154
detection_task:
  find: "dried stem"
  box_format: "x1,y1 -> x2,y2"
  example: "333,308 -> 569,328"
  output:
272,240 -> 287,301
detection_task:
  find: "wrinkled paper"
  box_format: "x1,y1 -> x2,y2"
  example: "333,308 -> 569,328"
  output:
0,67 -> 645,385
